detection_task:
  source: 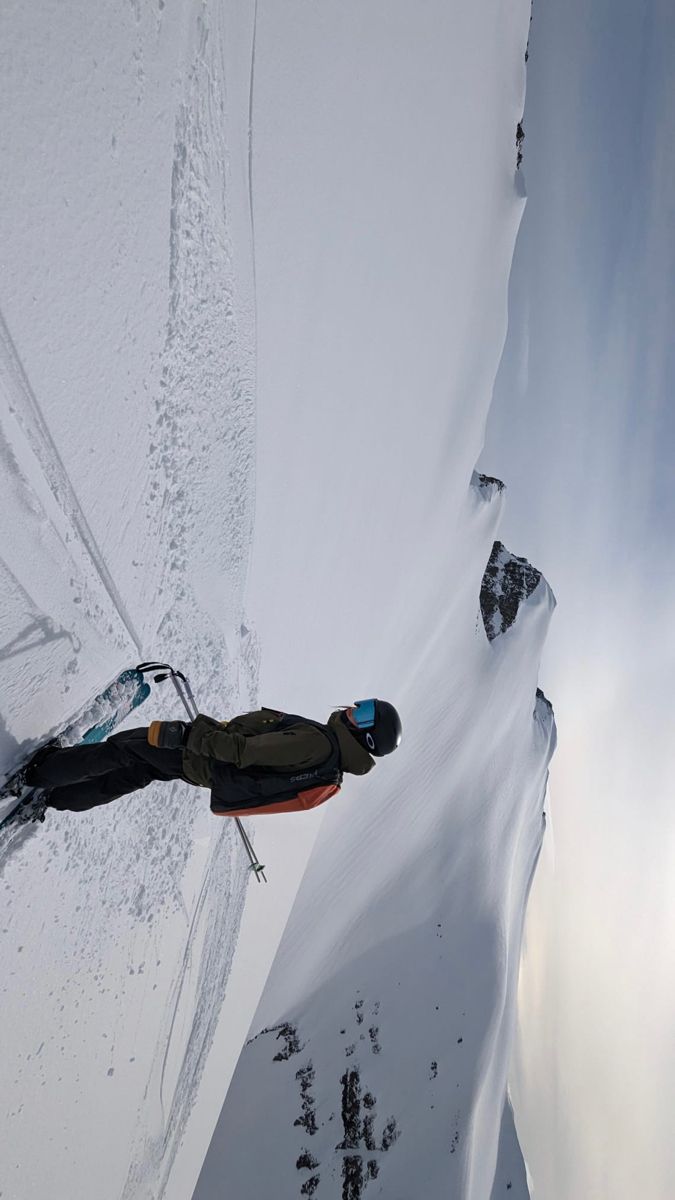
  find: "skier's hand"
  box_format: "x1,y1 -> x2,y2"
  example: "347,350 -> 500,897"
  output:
148,720 -> 190,750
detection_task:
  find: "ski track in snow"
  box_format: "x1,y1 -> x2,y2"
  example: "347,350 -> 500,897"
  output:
117,2 -> 262,1172
121,826 -> 245,1200
146,0 -> 255,638
0,306 -> 143,656
246,0 -> 259,300
93,1 -> 260,1192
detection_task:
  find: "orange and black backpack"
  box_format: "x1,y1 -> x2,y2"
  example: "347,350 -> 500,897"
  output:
209,713 -> 343,818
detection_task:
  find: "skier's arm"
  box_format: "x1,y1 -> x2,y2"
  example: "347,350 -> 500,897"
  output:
186,714 -> 331,770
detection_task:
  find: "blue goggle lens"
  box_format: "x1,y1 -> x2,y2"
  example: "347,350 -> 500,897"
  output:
352,699 -> 376,729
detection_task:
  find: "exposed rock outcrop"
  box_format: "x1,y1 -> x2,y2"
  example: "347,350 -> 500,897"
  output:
472,471 -> 505,501
480,541 -> 542,641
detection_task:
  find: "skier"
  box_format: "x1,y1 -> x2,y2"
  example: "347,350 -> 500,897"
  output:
21,699 -> 402,820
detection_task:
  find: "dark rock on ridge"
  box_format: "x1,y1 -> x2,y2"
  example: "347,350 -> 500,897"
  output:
480,541 -> 542,640
473,465 -> 504,489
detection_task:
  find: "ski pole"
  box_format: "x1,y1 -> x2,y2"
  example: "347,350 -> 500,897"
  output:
137,663 -> 267,882
171,674 -> 268,883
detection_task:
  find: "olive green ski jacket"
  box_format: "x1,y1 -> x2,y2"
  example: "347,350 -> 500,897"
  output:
181,707 -> 375,789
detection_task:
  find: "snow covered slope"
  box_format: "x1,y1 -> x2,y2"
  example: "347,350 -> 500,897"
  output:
0,0 -> 551,1197
192,1 -> 551,1196
0,2 -> 260,1197
195,473 -> 555,1199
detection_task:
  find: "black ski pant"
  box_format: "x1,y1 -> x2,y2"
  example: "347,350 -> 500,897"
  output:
29,728 -> 186,812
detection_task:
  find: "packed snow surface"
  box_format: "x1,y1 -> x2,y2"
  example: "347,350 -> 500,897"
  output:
1,2 -> 259,1197
0,0 -> 552,1198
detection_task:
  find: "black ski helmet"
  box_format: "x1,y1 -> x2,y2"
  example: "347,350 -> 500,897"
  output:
342,699 -> 402,757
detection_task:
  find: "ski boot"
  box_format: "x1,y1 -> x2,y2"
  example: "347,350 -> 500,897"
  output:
1,739 -> 60,802
17,792 -> 49,824
24,740 -> 60,785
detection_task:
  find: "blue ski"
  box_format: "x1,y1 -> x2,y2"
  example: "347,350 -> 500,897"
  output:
0,666 -> 152,827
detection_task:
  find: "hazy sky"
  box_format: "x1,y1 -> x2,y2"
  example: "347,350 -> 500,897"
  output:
479,0 -> 675,1195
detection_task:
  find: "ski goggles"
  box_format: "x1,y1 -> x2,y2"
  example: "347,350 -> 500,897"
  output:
349,699 -> 376,729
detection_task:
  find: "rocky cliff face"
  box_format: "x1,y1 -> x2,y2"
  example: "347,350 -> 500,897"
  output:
480,540 -> 543,641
